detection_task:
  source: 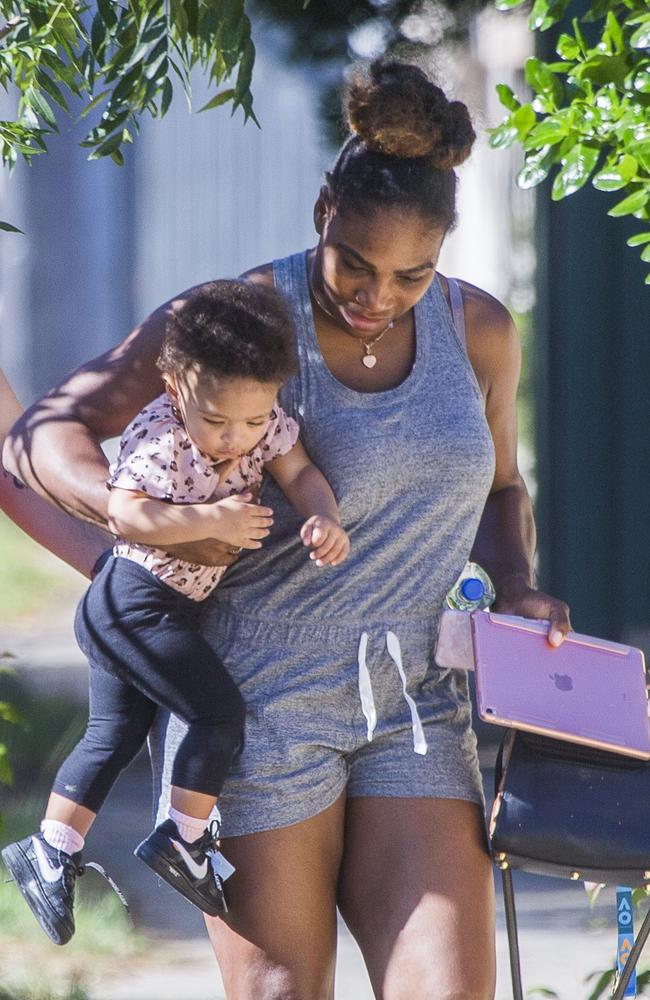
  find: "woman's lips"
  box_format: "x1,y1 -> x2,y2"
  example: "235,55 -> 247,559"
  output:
340,306 -> 392,332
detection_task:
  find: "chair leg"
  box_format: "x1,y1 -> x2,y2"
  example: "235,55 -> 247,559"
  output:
501,867 -> 524,1000
612,906 -> 650,1000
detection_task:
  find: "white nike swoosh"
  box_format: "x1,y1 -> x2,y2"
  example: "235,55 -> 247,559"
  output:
32,837 -> 63,884
170,839 -> 208,880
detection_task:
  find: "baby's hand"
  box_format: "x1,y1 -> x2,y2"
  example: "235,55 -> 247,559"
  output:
300,515 -> 350,567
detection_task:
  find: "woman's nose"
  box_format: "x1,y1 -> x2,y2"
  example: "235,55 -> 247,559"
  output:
355,277 -> 393,313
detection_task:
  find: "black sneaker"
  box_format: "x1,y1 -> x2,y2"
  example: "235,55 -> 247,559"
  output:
2,832 -> 128,947
1,832 -> 81,945
134,819 -> 227,917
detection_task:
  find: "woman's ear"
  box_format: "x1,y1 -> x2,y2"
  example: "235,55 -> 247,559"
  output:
313,186 -> 333,235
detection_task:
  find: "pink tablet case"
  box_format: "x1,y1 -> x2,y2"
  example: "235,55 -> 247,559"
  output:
471,611 -> 650,759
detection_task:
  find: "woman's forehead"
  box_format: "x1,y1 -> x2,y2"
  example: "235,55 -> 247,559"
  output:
328,208 -> 444,271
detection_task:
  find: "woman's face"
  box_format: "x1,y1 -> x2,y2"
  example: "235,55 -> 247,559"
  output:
313,197 -> 446,338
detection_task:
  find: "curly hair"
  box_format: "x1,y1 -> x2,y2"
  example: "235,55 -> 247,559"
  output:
157,280 -> 297,385
328,60 -> 476,230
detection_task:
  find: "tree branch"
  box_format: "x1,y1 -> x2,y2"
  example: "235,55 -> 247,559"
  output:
0,15 -> 23,43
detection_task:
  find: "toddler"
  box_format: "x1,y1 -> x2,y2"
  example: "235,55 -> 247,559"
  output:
2,280 -> 349,944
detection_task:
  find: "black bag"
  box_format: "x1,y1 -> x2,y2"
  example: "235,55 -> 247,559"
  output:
489,730 -> 650,886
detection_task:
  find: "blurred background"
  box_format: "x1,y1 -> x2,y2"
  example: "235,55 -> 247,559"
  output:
1,2 -> 649,998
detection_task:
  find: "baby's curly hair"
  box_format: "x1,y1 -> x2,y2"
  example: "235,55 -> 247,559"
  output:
157,280 -> 298,385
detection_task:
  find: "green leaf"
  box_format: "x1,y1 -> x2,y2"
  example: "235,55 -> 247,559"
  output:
0,745 -> 12,785
574,54 -> 629,88
517,147 -> 554,189
87,130 -> 125,161
631,22 -> 650,50
640,244 -> 650,262
525,58 -> 558,97
524,109 -> 573,149
627,232 -> 650,247
494,0 -> 526,9
512,103 -> 536,140
97,0 -> 118,31
646,272 -> 650,285
0,221 -> 23,234
24,87 -> 57,130
35,70 -> 69,113
633,68 -> 650,94
90,13 -> 108,59
496,83 -> 520,112
0,702 -> 23,725
593,155 -> 638,191
608,188 -> 649,218
160,77 -> 173,117
78,88 -> 111,121
488,121 -> 519,149
552,143 -> 600,199
604,11 -> 624,55
556,33 -> 580,61
199,88 -> 235,112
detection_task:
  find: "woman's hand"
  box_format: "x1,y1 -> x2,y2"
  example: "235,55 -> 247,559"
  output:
493,575 -> 571,648
163,538 -> 243,567
300,515 -> 350,567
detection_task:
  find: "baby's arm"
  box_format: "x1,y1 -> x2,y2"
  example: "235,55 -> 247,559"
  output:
266,441 -> 350,567
108,488 -> 273,550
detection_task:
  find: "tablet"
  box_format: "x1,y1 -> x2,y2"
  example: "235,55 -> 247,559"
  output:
471,611 -> 650,759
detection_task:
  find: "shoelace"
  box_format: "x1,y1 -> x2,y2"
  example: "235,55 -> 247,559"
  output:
5,855 -> 129,911
79,861 -> 129,910
196,819 -> 222,860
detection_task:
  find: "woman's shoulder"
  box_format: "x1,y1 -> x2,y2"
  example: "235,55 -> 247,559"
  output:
238,263 -> 276,288
441,275 -> 520,395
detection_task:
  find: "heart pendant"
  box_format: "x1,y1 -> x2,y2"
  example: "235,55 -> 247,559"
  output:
362,354 -> 377,368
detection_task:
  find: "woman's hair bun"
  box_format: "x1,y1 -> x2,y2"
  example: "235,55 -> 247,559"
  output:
345,60 -> 475,169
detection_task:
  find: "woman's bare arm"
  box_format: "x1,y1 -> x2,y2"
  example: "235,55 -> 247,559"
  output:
459,282 -> 571,646
2,286 -> 243,566
0,369 -> 110,577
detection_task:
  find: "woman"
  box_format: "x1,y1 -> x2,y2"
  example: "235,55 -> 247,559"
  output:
4,62 -> 570,999
0,367 -> 108,577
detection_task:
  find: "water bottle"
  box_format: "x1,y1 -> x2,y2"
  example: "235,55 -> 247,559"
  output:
445,562 -> 495,612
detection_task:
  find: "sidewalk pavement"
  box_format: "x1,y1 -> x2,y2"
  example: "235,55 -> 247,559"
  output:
3,599 -> 634,1000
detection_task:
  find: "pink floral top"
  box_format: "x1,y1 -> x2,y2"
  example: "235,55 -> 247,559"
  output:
109,393 -> 299,600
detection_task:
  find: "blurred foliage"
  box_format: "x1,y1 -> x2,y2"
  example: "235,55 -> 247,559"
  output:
491,0 -> 650,283
0,0 -> 258,230
253,0 -> 489,143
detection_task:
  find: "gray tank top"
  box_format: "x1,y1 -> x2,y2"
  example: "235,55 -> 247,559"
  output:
211,251 -> 495,629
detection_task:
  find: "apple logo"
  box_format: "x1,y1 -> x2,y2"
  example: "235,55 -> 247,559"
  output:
550,672 -> 573,692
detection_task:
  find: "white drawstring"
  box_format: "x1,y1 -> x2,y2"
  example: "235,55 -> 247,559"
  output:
386,631 -> 428,756
356,631 -> 428,756
358,631 -> 377,742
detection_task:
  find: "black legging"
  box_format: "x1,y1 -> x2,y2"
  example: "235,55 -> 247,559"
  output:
53,556 -> 245,813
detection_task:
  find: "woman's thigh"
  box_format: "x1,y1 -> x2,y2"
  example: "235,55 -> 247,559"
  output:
205,794 -> 347,1000
338,796 -> 495,1000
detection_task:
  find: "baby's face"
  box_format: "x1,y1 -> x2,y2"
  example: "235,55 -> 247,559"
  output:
166,369 -> 280,463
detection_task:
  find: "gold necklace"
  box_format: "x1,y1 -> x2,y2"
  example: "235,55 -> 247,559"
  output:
308,271 -> 394,369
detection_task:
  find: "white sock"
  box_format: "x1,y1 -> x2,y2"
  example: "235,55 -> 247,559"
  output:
167,806 -> 207,844
41,819 -> 85,856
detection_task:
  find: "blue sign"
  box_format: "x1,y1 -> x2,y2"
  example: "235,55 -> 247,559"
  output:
616,887 -> 636,998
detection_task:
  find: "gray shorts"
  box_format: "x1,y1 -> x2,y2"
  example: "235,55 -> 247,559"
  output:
149,607 -> 483,837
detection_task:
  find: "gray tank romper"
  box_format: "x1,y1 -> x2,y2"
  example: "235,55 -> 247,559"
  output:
150,251 -> 496,837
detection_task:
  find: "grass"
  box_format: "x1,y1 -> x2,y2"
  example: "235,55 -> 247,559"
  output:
0,512 -> 80,623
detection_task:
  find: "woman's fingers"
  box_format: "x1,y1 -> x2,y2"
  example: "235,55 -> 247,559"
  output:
547,601 -> 571,647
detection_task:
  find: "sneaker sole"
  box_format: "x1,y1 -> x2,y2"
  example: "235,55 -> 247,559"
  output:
1,843 -> 74,946
133,840 -> 227,918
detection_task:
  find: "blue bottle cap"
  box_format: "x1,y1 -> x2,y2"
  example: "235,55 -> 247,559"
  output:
460,578 -> 485,602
